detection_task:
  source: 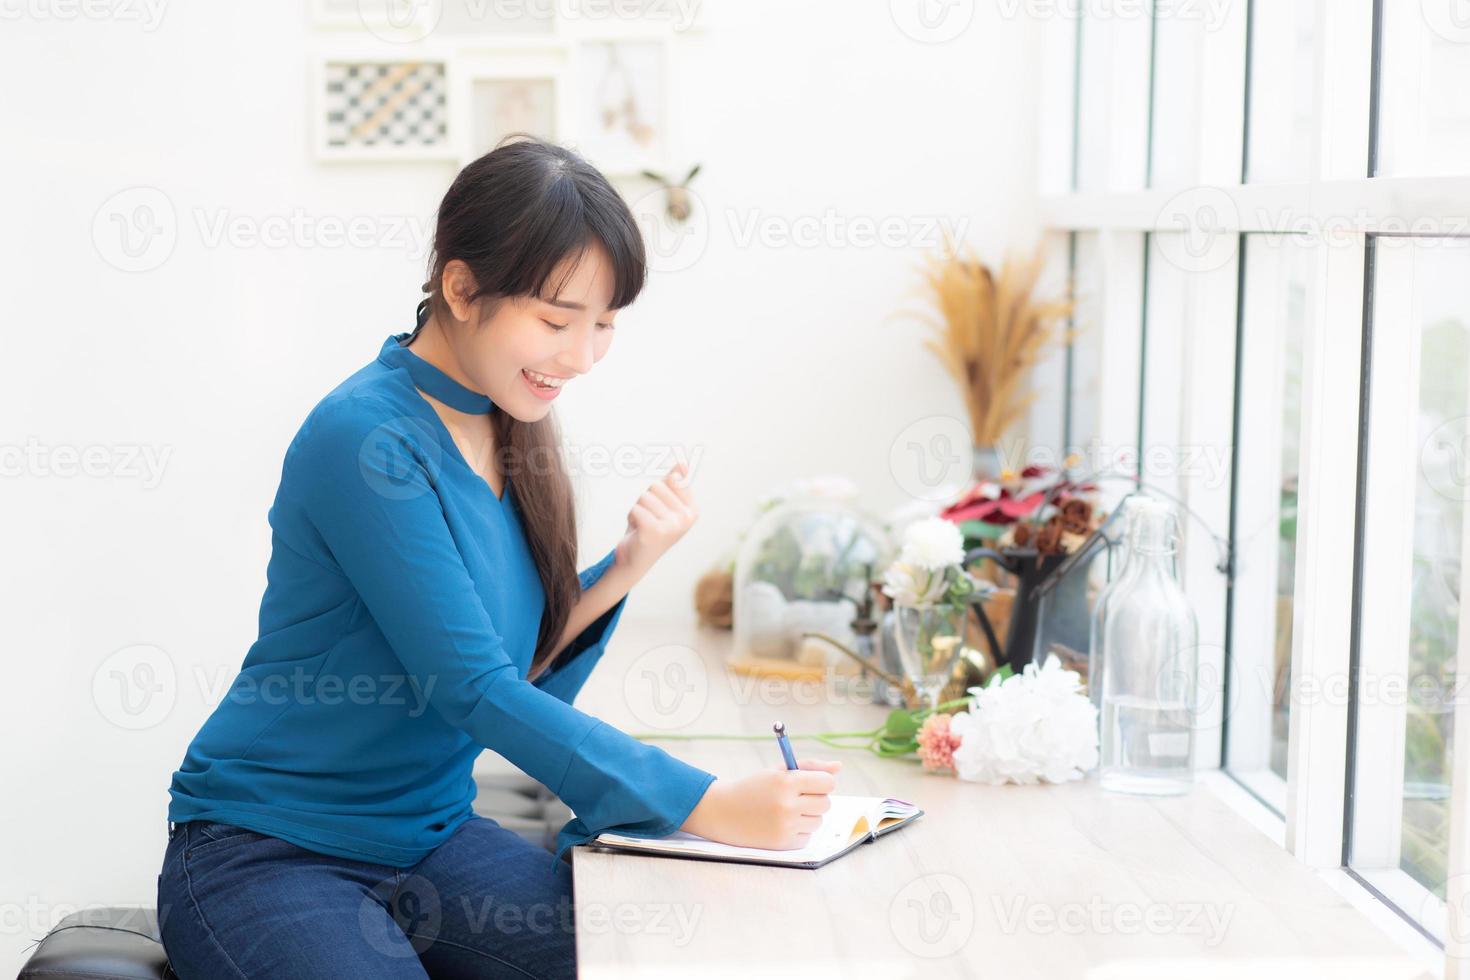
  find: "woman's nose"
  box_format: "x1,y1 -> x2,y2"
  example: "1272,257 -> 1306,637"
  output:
562,334 -> 596,375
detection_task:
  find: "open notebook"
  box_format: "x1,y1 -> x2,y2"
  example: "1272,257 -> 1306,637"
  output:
582,795 -> 923,869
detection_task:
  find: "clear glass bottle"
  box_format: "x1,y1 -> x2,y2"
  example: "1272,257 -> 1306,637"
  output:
1086,500 -> 1132,712
1098,495 -> 1198,795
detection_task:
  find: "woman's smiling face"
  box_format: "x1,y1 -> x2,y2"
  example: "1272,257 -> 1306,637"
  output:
439,242 -> 620,422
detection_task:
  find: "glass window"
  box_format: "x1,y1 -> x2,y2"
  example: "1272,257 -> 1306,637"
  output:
1374,0 -> 1470,176
1349,235 -> 1470,941
1139,233 -> 1191,507
1027,233 -> 1076,466
1225,234 -> 1315,811
1074,8 -> 1153,192
1244,0 -> 1317,182
1067,232 -> 1106,466
1148,10 -> 1206,188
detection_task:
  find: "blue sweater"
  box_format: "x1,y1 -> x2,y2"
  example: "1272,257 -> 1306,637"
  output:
167,331 -> 716,871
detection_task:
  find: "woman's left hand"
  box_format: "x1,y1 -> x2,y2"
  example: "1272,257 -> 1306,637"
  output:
615,462 -> 697,580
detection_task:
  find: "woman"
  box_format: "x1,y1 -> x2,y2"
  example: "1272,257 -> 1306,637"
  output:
156,136 -> 842,979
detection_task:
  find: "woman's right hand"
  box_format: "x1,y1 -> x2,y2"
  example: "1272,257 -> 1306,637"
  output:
679,759 -> 842,850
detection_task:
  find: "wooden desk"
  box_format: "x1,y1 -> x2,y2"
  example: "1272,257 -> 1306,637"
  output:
570,621 -> 1430,979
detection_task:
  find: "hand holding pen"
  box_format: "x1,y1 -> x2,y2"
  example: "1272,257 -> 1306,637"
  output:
676,720 -> 842,851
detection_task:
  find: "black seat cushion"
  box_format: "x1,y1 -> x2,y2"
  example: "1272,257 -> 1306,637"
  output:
18,906 -> 173,980
20,779 -> 564,978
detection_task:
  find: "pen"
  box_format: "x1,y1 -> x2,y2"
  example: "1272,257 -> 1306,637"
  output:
773,721 -> 798,770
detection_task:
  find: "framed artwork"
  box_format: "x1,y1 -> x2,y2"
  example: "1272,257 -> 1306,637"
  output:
449,47 -> 570,167
569,38 -> 669,175
470,77 -> 559,154
313,57 -> 456,161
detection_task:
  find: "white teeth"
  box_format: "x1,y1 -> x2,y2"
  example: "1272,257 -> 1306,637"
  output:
524,369 -> 567,389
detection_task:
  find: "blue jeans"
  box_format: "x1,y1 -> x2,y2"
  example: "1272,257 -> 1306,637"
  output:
156,817 -> 576,979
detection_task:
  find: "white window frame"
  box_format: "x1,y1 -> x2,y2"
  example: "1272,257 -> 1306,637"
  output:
1031,1 -> 1470,972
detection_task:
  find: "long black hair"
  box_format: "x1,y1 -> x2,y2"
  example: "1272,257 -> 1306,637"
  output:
416,134 -> 647,678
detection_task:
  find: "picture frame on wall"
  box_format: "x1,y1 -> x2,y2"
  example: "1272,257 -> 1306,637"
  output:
312,56 -> 458,162
450,46 -> 571,167
569,37 -> 670,176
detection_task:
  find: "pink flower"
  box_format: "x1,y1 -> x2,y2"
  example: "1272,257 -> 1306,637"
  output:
916,712 -> 963,773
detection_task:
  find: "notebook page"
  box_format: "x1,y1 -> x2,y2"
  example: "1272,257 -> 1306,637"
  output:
872,797 -> 920,830
593,795 -> 882,863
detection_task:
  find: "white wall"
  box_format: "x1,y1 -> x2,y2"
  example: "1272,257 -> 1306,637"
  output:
0,1 -> 1041,970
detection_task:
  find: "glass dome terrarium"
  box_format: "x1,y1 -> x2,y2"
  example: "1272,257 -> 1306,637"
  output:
731,493 -> 895,676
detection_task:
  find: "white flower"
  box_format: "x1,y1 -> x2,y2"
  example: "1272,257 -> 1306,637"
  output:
948,655 -> 1098,785
899,516 -> 965,571
880,560 -> 948,607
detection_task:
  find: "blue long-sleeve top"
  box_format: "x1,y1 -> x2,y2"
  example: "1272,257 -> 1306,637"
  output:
167,331 -> 717,871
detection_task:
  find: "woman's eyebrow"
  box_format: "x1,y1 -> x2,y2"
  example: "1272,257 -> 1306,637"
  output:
543,297 -> 617,316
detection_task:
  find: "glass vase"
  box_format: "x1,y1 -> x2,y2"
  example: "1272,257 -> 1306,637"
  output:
1098,495 -> 1199,795
892,603 -> 966,711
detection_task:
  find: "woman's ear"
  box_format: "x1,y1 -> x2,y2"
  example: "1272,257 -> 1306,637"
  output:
441,260 -> 480,322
